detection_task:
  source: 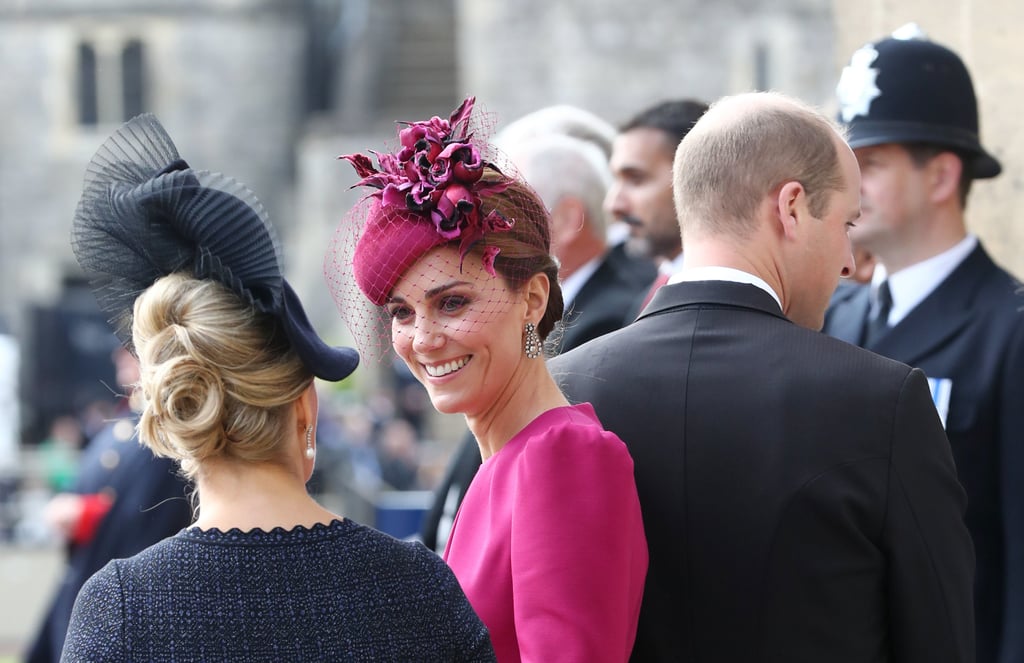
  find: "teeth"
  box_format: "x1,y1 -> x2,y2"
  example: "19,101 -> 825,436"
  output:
425,357 -> 469,377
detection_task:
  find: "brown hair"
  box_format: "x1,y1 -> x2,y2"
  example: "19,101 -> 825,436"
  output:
476,169 -> 564,340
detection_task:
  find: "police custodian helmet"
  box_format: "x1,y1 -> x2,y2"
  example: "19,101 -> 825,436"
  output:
836,23 -> 1001,179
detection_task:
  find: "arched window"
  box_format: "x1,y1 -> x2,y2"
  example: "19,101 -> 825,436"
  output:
75,36 -> 148,126
122,40 -> 146,120
77,42 -> 98,126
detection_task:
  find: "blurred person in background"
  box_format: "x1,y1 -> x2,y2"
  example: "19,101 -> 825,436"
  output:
824,28 -> 1023,662
25,345 -> 191,663
606,99 -> 708,313
35,415 -> 83,494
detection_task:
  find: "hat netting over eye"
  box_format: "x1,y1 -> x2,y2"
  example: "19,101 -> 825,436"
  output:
325,97 -> 557,362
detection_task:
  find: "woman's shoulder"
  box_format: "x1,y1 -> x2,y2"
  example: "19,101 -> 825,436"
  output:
73,537 -> 177,608
343,521 -> 455,573
524,403 -> 622,442
516,403 -> 632,464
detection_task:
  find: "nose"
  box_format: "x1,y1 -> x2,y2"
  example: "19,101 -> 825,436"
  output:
605,181 -> 627,219
840,243 -> 856,279
412,318 -> 445,353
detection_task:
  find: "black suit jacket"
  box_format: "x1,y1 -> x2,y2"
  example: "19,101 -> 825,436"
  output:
551,280 -> 975,663
825,244 -> 1024,663
551,242 -> 657,354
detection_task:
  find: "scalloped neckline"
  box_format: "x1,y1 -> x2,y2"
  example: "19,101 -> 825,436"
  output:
184,518 -> 348,537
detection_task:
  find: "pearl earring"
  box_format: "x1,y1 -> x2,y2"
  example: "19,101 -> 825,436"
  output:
305,424 -> 315,460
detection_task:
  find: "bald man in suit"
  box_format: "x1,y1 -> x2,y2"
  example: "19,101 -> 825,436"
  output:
552,92 -> 974,662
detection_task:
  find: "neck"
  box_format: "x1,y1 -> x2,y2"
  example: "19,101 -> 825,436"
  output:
682,239 -> 777,286
876,231 -> 967,276
192,458 -> 339,532
465,359 -> 569,460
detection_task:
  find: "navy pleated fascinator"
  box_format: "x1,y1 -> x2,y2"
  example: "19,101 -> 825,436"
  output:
71,114 -> 359,382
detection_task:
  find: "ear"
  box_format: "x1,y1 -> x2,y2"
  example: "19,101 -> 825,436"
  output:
774,180 -> 807,240
294,381 -> 318,437
927,152 -> 963,205
522,271 -> 551,324
551,196 -> 588,236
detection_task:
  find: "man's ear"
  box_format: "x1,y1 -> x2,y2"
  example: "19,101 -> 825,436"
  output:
551,196 -> 588,236
927,152 -> 963,205
775,180 -> 806,239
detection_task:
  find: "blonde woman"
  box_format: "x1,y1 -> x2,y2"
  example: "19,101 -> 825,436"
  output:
61,115 -> 495,663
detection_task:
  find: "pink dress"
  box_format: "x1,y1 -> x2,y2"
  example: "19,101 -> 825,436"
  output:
443,404 -> 647,663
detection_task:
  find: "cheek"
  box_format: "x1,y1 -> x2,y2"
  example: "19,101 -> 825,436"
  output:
862,173 -> 894,207
391,323 -> 413,357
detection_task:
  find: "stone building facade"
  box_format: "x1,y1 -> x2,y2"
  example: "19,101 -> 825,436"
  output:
1,0 -> 1022,446
0,0 -> 311,441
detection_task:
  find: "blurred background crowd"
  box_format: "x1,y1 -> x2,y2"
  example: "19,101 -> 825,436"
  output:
1,0 -> 1023,658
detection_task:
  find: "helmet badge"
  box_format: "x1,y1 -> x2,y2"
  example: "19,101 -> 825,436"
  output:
836,44 -> 881,123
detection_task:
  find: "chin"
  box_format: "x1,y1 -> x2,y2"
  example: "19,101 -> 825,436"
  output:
425,392 -> 465,416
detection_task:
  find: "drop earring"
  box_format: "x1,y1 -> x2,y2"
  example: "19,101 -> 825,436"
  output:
305,424 -> 315,460
524,322 -> 541,359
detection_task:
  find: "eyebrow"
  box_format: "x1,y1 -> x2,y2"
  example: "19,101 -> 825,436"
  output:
388,280 -> 472,305
613,163 -> 648,177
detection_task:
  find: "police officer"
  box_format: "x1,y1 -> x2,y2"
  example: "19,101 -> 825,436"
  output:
825,25 -> 1023,663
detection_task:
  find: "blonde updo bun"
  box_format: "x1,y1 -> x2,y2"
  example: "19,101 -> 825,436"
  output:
132,273 -> 313,480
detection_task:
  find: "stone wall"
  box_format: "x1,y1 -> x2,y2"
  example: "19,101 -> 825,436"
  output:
457,0 -> 836,126
0,0 -> 305,338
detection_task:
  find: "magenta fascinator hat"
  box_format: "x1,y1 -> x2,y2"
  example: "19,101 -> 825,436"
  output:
325,96 -> 552,361
340,96 -> 515,305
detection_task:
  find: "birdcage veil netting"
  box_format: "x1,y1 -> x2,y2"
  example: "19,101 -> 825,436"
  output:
324,97 -> 555,363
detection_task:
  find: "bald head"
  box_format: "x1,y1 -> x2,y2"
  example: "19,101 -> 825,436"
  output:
673,92 -> 847,240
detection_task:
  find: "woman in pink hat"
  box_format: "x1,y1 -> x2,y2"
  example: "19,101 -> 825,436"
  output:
327,97 -> 647,663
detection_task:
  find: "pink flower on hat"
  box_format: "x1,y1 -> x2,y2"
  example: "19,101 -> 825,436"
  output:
339,96 -> 514,288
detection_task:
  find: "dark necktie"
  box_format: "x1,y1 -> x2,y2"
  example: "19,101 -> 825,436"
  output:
863,280 -> 892,346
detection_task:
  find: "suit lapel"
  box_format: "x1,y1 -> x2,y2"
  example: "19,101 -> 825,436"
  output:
870,245 -> 996,365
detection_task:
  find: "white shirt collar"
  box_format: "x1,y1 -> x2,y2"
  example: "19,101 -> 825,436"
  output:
871,234 -> 977,325
669,266 -> 782,310
560,255 -> 603,308
660,252 -> 686,276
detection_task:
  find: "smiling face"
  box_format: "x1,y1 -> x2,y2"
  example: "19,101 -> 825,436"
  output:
387,245 -> 532,416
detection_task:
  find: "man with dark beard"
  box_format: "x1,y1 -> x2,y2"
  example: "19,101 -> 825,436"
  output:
606,99 -> 708,313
